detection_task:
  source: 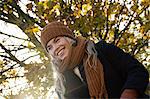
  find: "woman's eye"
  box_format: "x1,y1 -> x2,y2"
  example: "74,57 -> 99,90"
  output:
47,47 -> 51,51
55,38 -> 60,43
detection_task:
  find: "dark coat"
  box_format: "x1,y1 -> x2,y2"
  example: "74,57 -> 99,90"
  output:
63,40 -> 149,98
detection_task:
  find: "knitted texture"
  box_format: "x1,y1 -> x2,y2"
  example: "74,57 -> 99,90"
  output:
40,21 -> 75,48
55,36 -> 108,99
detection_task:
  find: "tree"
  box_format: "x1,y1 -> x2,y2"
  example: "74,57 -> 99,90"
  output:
0,0 -> 149,98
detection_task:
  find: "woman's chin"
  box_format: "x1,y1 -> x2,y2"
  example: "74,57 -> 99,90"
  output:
60,54 -> 69,60
58,55 -> 65,60
60,52 -> 69,60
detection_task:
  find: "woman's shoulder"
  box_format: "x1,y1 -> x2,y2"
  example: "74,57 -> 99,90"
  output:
95,40 -> 114,52
95,40 -> 123,53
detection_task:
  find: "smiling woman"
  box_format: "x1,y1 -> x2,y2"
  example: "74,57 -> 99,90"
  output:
40,21 -> 149,99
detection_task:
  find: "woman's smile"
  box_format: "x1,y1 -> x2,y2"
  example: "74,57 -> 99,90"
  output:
57,46 -> 65,56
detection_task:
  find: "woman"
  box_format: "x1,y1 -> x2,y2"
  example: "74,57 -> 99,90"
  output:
40,21 -> 149,99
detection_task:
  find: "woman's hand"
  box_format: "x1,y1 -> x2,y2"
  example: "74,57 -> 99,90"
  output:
120,89 -> 138,99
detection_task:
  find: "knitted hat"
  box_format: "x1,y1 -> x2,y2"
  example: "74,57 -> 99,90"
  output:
40,21 -> 75,49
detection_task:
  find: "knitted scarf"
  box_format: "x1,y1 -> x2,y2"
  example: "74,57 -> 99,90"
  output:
58,36 -> 108,99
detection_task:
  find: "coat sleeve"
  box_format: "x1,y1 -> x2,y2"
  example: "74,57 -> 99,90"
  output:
95,40 -> 149,96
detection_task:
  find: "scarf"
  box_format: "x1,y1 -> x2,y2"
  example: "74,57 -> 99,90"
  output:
57,36 -> 108,99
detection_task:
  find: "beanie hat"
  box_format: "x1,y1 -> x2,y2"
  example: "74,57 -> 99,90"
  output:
40,21 -> 75,49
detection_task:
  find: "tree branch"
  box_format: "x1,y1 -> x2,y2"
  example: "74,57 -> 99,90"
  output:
22,54 -> 39,62
0,43 -> 25,66
10,1 -> 44,28
1,1 -> 49,58
115,5 -> 149,46
135,41 -> 148,55
0,63 -> 21,76
103,6 -> 109,40
0,31 -> 29,41
115,17 -> 133,45
0,55 -> 12,60
113,0 -> 126,43
0,76 -> 24,80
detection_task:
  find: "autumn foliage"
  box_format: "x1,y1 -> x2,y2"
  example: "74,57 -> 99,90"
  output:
0,0 -> 149,98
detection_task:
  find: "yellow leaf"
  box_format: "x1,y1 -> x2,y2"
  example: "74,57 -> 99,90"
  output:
143,36 -> 147,40
9,69 -> 17,76
81,3 -> 92,16
0,60 -> 3,65
131,5 -> 138,12
55,9 -> 60,16
38,1 -> 43,5
140,26 -> 145,34
4,5 -> 8,12
109,31 -> 114,37
25,26 -> 39,33
141,0 -> 150,6
32,27 -> 39,33
53,4 -> 61,10
49,9 -> 54,15
82,3 -> 92,11
43,1 -> 49,9
44,13 -> 47,19
8,0 -> 13,3
73,10 -> 82,18
51,4 -> 61,16
28,42 -> 34,49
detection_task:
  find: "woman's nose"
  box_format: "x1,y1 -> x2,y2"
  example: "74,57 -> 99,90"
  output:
52,45 -> 59,56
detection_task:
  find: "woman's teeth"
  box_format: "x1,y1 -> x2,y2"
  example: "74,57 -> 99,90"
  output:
58,49 -> 63,56
57,47 -> 65,56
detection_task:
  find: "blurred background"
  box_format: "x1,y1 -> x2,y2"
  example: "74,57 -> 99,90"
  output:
0,0 -> 149,98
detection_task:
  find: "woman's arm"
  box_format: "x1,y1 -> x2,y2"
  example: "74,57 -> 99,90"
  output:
96,40 -> 149,98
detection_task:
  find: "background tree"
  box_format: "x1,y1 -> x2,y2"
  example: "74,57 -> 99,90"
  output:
0,0 -> 149,98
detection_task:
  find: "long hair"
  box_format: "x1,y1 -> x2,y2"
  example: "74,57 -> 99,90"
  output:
50,37 -> 77,99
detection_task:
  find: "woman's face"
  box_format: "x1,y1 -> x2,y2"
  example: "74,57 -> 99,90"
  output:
46,36 -> 73,60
